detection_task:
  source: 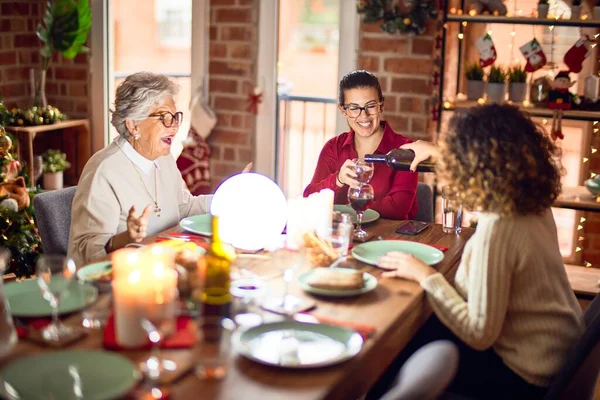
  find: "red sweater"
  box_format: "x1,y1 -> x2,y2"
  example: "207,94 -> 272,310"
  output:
303,122 -> 418,220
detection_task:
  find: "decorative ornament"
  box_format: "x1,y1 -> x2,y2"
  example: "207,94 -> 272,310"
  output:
176,127 -> 212,196
0,131 -> 12,155
356,0 -> 439,36
520,38 -> 547,72
548,71 -> 579,140
564,35 -> 594,74
475,33 -> 497,68
247,86 -> 263,115
5,105 -> 66,127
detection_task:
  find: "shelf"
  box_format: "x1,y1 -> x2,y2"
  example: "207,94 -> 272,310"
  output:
446,14 -> 600,27
443,100 -> 600,122
554,186 -> 600,212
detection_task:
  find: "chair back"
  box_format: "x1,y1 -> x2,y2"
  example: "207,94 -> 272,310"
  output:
414,183 -> 434,222
33,186 -> 77,255
381,340 -> 459,400
544,294 -> 600,400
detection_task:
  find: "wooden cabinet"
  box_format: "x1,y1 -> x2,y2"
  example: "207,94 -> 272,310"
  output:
5,119 -> 91,188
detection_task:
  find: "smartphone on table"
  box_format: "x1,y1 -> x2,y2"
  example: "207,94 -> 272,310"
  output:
395,220 -> 430,235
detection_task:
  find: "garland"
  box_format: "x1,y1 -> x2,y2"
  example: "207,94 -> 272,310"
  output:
4,105 -> 66,127
357,0 -> 439,36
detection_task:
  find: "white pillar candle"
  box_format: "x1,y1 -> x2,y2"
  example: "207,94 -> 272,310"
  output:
316,189 -> 334,240
112,271 -> 150,348
112,245 -> 178,348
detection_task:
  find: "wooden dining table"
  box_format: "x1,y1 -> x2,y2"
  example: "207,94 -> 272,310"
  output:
2,220 -> 474,400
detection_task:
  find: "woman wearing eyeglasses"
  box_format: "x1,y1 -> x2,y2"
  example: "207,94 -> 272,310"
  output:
303,70 -> 418,220
68,72 -> 250,266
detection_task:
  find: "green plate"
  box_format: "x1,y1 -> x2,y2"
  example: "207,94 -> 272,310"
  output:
179,213 -> 212,236
298,268 -> 378,297
0,350 -> 140,400
584,179 -> 600,195
4,279 -> 98,318
352,240 -> 444,267
334,205 -> 380,224
234,321 -> 363,368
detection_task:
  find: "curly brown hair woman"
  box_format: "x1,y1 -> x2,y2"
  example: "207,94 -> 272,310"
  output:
438,104 -> 562,216
367,104 -> 583,400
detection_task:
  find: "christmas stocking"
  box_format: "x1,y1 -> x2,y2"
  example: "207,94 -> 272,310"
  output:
520,38 -> 547,72
176,127 -> 212,195
476,34 -> 497,68
176,85 -> 217,195
564,37 -> 592,73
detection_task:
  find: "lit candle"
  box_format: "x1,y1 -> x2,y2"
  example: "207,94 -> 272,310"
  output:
111,248 -> 143,282
112,245 -> 179,348
316,189 -> 334,240
112,270 -> 149,348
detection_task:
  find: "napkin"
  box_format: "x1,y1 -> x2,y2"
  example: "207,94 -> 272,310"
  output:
15,318 -> 50,339
103,314 -> 196,350
299,312 -> 376,339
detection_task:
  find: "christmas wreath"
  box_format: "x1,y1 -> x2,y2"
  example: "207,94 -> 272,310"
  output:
357,0 -> 439,36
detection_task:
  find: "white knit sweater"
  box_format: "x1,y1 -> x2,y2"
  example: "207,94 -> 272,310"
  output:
421,210 -> 584,387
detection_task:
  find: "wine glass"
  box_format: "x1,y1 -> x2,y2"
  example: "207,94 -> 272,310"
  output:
348,184 -> 375,242
352,158 -> 374,185
139,270 -> 179,383
36,255 -> 77,342
261,245 -> 311,316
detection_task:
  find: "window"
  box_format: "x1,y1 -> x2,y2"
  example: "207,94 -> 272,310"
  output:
155,0 -> 192,48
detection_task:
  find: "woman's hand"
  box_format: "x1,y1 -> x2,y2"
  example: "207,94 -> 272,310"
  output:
127,205 -> 152,243
378,251 -> 436,283
400,140 -> 441,172
337,159 -> 360,188
242,162 -> 253,173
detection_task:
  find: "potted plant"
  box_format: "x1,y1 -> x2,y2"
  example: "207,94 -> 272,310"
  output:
538,0 -> 550,18
594,0 -> 600,19
42,149 -> 70,190
508,64 -> 528,102
571,0 -> 583,19
33,0 -> 91,107
486,65 -> 507,103
465,63 -> 485,100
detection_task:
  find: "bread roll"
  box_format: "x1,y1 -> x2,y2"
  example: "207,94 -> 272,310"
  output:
307,268 -> 365,290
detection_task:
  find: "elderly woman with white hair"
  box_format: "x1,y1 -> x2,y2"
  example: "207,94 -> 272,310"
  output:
68,71 -> 248,266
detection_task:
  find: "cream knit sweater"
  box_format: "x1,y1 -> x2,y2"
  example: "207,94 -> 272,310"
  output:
421,210 -> 584,387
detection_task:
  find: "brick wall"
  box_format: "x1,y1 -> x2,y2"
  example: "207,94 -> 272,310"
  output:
207,0 -> 258,189
0,0 -> 90,119
357,20 -> 438,141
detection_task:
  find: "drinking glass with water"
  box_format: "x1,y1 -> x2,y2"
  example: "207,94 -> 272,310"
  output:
442,186 -> 463,234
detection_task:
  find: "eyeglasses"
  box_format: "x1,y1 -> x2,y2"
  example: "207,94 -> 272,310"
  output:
148,111 -> 183,128
342,102 -> 381,118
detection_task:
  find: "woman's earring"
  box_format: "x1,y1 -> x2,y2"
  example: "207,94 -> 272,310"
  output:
134,133 -> 140,140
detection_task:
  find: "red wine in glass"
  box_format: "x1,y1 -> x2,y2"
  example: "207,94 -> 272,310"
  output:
349,197 -> 373,212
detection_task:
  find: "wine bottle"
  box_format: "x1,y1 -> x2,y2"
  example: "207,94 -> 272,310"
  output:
364,149 -> 436,173
201,215 -> 236,318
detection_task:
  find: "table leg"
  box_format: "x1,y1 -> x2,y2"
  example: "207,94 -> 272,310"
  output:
27,133 -> 34,188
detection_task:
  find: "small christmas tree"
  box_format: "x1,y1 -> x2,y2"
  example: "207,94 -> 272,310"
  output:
0,95 -> 42,278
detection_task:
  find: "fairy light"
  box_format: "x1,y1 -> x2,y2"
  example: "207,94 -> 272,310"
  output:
592,148 -> 598,154
586,262 -> 593,267
458,33 -> 464,40
469,9 -> 477,16
582,14 -> 588,20
487,29 -> 492,36
462,21 -> 468,26
450,7 -> 456,14
579,236 -> 585,241
477,98 -> 485,104
511,31 -> 516,36
581,217 -> 587,223
517,9 -> 523,15
542,118 -> 548,124
576,247 -> 582,252
549,25 -> 555,31
591,172 -> 597,178
578,224 -> 584,230
584,157 -> 590,163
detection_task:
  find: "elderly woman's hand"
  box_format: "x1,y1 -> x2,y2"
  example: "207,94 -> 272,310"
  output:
242,162 -> 253,173
127,205 -> 152,243
400,140 -> 441,172
378,251 -> 436,283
